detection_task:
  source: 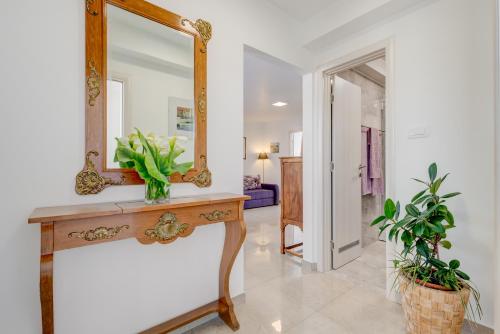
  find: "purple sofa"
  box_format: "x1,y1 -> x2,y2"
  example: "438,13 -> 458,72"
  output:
244,183 -> 279,209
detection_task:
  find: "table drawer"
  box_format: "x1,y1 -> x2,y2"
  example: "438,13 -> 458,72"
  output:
53,202 -> 240,251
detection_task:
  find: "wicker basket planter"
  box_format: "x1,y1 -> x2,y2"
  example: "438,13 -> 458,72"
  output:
399,277 -> 470,334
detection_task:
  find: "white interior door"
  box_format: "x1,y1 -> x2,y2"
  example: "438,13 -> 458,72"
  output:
331,75 -> 362,269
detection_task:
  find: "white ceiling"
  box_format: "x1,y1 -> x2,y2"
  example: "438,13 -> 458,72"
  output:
266,0 -> 343,21
244,48 -> 302,122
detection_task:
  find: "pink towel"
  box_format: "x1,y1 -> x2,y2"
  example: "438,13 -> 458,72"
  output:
361,127 -> 371,195
369,129 -> 384,195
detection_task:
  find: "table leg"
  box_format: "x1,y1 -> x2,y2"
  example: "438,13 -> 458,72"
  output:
40,223 -> 54,334
218,215 -> 246,330
280,223 -> 286,254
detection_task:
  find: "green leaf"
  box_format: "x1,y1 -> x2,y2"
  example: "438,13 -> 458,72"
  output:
394,201 -> 401,220
388,226 -> 398,242
430,178 -> 442,194
158,154 -> 172,176
378,223 -> 392,235
144,150 -> 168,183
429,257 -> 447,268
442,192 -> 461,199
118,161 -> 134,169
413,223 -> 425,236
393,216 -> 413,230
416,239 -> 430,258
455,270 -> 470,280
440,240 -> 452,249
422,204 -> 440,218
114,146 -> 151,181
428,163 -> 437,182
437,205 -> 448,214
371,215 -> 387,226
412,178 -> 428,186
384,199 -> 397,219
405,204 -> 420,217
429,222 -> 446,234
166,137 -> 184,165
414,194 -> 431,205
402,244 -> 412,256
411,190 -> 427,203
441,173 -> 450,183
172,161 -> 193,175
445,211 -> 455,225
449,259 -> 460,269
401,230 -> 413,245
136,128 -> 157,158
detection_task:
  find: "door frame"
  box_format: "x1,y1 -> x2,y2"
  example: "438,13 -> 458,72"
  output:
310,38 -> 397,300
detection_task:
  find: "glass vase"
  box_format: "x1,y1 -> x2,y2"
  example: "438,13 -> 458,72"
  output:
144,179 -> 171,205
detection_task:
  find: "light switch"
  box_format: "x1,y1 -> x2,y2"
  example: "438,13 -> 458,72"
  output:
408,127 -> 429,139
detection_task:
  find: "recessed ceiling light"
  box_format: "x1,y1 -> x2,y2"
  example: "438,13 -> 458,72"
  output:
272,101 -> 288,107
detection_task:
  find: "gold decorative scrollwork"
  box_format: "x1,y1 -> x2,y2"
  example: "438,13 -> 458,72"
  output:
68,225 -> 129,241
183,155 -> 212,188
200,210 -> 232,222
145,213 -> 190,242
181,18 -> 212,52
87,60 -> 100,106
86,0 -> 99,16
198,88 -> 206,121
75,151 -> 124,195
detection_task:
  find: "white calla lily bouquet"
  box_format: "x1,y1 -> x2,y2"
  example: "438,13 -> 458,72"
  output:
114,128 -> 193,204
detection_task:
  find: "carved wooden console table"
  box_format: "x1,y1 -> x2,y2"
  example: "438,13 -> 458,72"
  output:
29,193 -> 249,334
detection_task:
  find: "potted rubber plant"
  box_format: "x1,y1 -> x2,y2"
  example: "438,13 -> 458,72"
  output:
371,163 -> 481,333
114,128 -> 193,204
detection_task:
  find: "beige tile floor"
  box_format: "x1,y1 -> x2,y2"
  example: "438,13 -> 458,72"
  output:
186,205 -> 407,334
187,206 -> 482,334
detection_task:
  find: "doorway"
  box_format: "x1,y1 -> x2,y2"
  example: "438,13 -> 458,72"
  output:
327,51 -> 388,289
242,45 -> 304,283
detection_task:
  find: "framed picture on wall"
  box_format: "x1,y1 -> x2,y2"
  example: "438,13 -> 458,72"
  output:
270,142 -> 280,153
243,137 -> 247,160
168,97 -> 194,139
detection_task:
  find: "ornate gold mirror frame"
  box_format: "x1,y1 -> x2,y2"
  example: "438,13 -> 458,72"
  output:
76,0 -> 212,195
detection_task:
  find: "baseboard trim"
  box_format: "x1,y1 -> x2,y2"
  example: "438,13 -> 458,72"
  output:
232,293 -> 246,305
302,259 -> 317,273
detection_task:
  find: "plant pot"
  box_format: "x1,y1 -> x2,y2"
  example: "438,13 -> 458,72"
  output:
399,277 -> 470,334
145,180 -> 171,205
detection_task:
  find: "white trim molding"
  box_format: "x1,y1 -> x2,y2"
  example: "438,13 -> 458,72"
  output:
306,38 -> 397,301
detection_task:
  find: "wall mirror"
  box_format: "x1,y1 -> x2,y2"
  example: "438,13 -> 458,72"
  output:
76,0 -> 212,195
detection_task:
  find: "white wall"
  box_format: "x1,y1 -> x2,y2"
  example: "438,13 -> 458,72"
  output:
0,0 -> 310,333
305,0 -> 496,328
244,118 -> 302,188
496,1 -> 500,331
496,2 -> 500,333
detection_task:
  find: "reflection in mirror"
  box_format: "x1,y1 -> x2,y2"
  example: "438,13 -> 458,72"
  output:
106,4 -> 195,169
